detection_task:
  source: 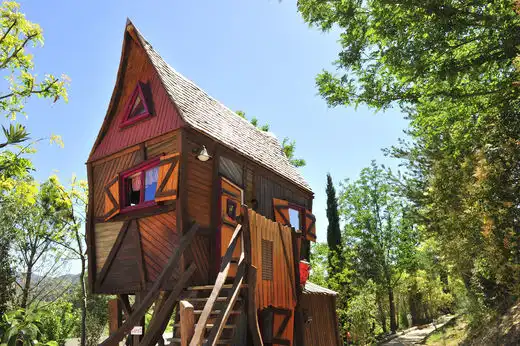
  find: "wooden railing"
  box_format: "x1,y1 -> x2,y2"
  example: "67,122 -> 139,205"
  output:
98,223 -> 200,346
189,206 -> 263,346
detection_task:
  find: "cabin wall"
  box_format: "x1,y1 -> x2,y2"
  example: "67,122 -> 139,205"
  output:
300,294 -> 341,346
90,33 -> 183,162
89,131 -> 181,293
253,173 -> 312,220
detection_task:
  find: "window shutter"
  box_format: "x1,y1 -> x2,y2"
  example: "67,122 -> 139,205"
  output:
273,198 -> 290,225
155,153 -> 180,202
104,175 -> 120,221
304,209 -> 317,242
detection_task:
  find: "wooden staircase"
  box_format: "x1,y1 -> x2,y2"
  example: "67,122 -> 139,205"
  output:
169,284 -> 249,345
98,207 -> 263,346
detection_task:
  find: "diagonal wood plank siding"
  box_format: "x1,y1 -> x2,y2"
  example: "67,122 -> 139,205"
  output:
137,211 -> 179,284
95,221 -> 125,273
92,148 -> 143,218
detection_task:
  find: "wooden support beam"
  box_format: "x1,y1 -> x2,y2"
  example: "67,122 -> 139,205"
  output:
241,206 -> 252,265
139,263 -> 197,346
180,300 -> 195,346
108,299 -> 122,335
99,223 -> 199,346
246,266 -> 263,346
117,294 -> 133,318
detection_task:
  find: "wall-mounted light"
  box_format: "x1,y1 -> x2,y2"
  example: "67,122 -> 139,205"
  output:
196,145 -> 211,162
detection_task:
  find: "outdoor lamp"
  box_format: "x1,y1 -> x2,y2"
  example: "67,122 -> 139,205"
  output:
196,145 -> 211,162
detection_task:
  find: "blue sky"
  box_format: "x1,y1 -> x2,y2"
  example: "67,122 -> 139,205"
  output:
16,0 -> 408,260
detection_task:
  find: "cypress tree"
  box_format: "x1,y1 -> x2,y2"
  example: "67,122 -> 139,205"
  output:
326,173 -> 343,273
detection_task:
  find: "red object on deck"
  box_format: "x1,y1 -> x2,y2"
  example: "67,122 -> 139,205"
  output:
299,261 -> 311,285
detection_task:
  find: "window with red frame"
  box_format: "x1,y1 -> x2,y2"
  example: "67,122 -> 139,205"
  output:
120,81 -> 152,127
121,159 -> 159,209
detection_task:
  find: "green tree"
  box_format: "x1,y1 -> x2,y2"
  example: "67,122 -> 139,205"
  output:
236,110 -> 306,167
0,176 -> 72,310
326,173 -> 343,274
298,0 -> 520,315
339,162 -> 416,333
0,1 -> 68,175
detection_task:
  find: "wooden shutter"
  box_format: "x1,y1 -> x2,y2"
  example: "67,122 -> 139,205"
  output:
104,176 -> 120,221
273,198 -> 290,225
155,153 -> 180,202
304,209 -> 317,242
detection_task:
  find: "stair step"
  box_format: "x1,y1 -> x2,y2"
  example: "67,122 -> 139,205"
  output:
194,309 -> 241,315
173,323 -> 237,329
169,337 -> 233,344
186,284 -> 248,291
188,297 -> 242,302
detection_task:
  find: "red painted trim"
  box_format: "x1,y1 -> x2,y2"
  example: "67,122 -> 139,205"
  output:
119,81 -> 152,128
120,157 -> 161,211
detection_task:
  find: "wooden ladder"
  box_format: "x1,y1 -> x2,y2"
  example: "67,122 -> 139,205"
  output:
169,284 -> 249,345
177,206 -> 263,346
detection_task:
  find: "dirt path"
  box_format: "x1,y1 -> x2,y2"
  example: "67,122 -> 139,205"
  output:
381,315 -> 456,345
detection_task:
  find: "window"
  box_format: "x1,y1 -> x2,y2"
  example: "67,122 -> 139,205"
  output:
288,206 -> 304,231
121,158 -> 160,210
120,81 -> 152,128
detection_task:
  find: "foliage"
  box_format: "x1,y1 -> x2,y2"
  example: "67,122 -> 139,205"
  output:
339,162 -> 416,332
84,292 -> 108,346
299,0 -> 520,328
325,173 -> 342,275
0,1 -> 69,176
0,309 -> 58,346
0,175 -> 74,309
309,242 -> 329,287
345,280 -> 380,345
39,300 -> 79,346
236,110 -> 306,167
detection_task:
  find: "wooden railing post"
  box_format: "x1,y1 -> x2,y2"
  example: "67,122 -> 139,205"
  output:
241,205 -> 252,265
180,300 -> 195,346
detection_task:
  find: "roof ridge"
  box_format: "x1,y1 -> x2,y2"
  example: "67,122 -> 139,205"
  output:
131,24 -> 277,142
128,20 -> 312,192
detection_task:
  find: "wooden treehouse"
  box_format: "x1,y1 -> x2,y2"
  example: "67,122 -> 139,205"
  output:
86,20 -> 342,346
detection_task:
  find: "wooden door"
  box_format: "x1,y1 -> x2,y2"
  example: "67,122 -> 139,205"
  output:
218,177 -> 243,277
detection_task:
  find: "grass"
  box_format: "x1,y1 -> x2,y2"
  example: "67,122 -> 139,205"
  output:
423,317 -> 467,346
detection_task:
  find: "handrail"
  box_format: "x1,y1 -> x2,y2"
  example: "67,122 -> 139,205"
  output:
99,223 -> 199,346
205,254 -> 246,345
189,224 -> 243,346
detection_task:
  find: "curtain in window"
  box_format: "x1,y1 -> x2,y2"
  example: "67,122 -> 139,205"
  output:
130,173 -> 141,191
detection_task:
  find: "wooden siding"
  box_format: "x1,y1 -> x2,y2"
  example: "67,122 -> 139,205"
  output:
245,166 -> 254,207
90,36 -> 183,161
99,220 -> 142,293
249,209 -> 295,344
301,294 -> 341,346
254,173 -> 311,221
145,132 -> 179,159
92,147 -> 143,218
95,221 -> 125,273
137,211 -> 179,284
185,140 -> 213,227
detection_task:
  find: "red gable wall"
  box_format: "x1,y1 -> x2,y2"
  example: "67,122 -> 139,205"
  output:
90,35 -> 183,162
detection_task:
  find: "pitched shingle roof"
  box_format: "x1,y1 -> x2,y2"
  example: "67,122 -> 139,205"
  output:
302,281 -> 338,296
130,22 -> 312,193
